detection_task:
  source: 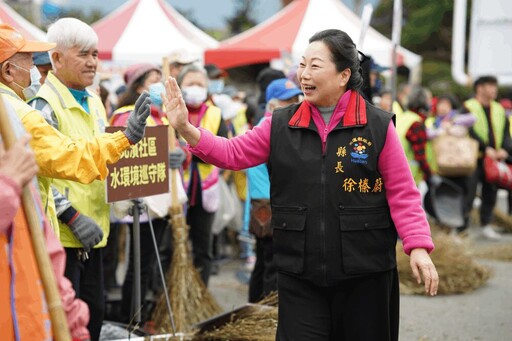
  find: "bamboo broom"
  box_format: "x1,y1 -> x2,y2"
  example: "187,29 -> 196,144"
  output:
151,58 -> 222,334
0,97 -> 71,340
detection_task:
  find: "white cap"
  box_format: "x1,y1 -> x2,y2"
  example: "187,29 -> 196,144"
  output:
168,49 -> 199,65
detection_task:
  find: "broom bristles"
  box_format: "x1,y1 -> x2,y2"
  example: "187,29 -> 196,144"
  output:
151,217 -> 222,333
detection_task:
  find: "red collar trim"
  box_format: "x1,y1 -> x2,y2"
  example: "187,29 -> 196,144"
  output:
342,91 -> 367,127
288,92 -> 367,128
288,101 -> 311,127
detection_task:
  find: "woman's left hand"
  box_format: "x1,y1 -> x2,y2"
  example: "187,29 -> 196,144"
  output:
163,77 -> 189,132
409,248 -> 439,296
163,76 -> 201,146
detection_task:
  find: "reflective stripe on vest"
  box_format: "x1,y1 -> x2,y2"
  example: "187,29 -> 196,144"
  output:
183,105 -> 222,187
465,98 -> 506,149
111,105 -> 162,127
0,206 -> 52,340
396,110 -> 423,184
34,72 -> 110,248
424,117 -> 438,174
0,85 -> 60,235
392,101 -> 404,116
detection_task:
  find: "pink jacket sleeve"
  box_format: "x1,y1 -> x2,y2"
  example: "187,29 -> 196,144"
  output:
0,174 -> 21,233
43,216 -> 91,339
189,116 -> 272,170
378,122 -> 434,255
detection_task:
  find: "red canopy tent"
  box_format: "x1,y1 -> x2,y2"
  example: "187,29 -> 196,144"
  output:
205,0 -> 421,72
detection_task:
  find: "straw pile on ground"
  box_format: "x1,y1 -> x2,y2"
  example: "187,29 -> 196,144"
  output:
192,293 -> 279,341
490,208 -> 512,233
469,243 -> 512,262
397,235 -> 492,295
257,291 -> 278,307
193,305 -> 278,341
469,207 -> 512,233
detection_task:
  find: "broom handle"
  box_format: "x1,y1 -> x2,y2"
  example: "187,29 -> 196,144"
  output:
163,57 -> 180,211
0,97 -> 71,341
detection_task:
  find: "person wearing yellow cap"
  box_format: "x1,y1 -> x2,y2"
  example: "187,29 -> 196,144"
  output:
0,23 -> 151,339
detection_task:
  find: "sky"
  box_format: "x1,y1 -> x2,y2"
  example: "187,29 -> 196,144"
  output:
61,0 -> 379,29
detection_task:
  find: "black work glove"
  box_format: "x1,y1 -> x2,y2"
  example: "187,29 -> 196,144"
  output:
68,213 -> 104,252
123,91 -> 151,144
169,148 -> 186,169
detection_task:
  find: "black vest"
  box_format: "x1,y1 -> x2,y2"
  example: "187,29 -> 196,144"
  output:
269,97 -> 397,286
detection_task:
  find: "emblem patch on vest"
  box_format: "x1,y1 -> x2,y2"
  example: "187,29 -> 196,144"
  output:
349,137 -> 372,164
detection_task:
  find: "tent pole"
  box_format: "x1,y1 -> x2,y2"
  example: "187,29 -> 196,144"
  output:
391,0 -> 403,102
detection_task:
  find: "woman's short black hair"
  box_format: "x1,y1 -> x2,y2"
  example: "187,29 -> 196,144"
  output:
309,29 -> 364,91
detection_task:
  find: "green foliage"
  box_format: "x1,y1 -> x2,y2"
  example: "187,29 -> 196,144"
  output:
422,59 -> 472,100
226,0 -> 257,36
373,1 -> 477,99
373,0 -> 454,61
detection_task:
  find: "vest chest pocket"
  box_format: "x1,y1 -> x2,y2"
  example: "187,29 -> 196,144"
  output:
339,206 -> 397,275
272,205 -> 307,274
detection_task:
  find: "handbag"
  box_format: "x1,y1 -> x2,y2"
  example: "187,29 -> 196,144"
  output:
432,135 -> 478,177
483,156 -> 512,190
249,199 -> 273,238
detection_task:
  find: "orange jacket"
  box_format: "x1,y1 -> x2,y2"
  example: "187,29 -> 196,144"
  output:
0,174 -> 90,340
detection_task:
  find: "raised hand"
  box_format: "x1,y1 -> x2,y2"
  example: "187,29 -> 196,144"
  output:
124,91 -> 151,144
163,76 -> 201,146
163,77 -> 189,130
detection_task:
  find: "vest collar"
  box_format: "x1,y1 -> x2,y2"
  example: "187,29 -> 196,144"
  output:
288,91 -> 367,128
46,71 -> 92,111
0,82 -> 22,100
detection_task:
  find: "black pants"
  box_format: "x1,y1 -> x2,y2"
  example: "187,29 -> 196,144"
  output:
249,237 -> 277,303
120,218 -> 168,323
466,162 -> 498,227
424,175 -> 472,231
276,269 -> 399,341
65,247 -> 104,341
103,222 -> 120,291
187,204 -> 215,286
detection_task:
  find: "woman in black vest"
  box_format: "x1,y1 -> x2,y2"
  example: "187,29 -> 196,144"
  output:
164,29 -> 438,341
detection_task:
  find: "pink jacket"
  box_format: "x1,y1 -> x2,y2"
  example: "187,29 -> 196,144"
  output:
189,91 -> 434,255
0,173 -> 90,340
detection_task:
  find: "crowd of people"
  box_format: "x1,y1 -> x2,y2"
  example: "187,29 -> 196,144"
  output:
376,76 -> 511,241
0,14 -> 509,341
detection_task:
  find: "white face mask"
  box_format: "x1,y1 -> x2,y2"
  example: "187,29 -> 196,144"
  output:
182,85 -> 207,107
11,63 -> 42,100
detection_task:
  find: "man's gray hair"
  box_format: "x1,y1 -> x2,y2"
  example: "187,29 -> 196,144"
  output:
47,18 -> 98,53
176,64 -> 207,87
265,98 -> 279,113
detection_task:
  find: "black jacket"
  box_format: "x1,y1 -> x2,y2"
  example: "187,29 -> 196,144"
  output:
268,93 -> 397,286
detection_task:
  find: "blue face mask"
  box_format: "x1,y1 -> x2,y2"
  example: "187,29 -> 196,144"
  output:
208,79 -> 224,94
148,82 -> 165,106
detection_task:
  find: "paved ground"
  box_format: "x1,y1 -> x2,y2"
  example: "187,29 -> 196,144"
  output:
102,191 -> 512,340
208,231 -> 512,341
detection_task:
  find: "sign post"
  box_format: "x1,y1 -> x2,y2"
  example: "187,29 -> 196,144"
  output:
106,125 -> 169,325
